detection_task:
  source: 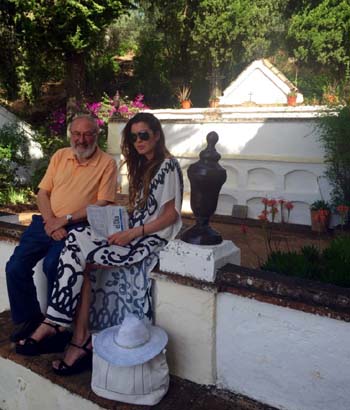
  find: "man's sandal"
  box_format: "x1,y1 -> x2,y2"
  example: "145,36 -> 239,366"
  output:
15,321 -> 72,356
53,335 -> 92,376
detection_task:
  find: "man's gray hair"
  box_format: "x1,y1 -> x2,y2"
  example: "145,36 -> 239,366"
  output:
68,114 -> 100,136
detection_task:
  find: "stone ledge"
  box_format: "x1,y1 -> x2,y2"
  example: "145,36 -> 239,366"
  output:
154,264 -> 350,323
218,264 -> 350,322
0,220 -> 25,241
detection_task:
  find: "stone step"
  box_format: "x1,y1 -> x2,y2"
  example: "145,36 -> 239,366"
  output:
0,311 -> 275,410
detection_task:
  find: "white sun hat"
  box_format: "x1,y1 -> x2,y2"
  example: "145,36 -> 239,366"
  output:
93,313 -> 168,366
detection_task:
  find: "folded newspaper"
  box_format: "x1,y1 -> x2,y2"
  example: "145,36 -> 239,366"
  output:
87,205 -> 129,239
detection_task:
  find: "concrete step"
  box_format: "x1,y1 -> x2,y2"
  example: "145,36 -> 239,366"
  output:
0,311 -> 275,410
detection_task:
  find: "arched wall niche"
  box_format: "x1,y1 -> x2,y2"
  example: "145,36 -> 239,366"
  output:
216,194 -> 237,216
247,168 -> 275,190
284,170 -> 318,193
223,166 -> 239,190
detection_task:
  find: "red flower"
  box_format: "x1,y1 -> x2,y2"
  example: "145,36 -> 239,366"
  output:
258,211 -> 269,221
337,205 -> 349,214
261,197 -> 269,205
267,199 -> 277,207
285,201 -> 294,210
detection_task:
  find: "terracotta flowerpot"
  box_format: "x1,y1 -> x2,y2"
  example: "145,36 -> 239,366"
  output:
209,98 -> 220,108
181,100 -> 191,109
323,93 -> 338,105
287,95 -> 297,106
311,210 -> 330,232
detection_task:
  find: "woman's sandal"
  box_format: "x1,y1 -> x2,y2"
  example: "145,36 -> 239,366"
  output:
53,335 -> 92,376
15,321 -> 72,356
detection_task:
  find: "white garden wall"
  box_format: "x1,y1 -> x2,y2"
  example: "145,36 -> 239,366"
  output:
108,106 -> 331,225
216,293 -> 350,410
1,230 -> 349,410
0,239 -> 47,314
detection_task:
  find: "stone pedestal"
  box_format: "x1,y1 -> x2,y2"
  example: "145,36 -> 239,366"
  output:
159,239 -> 240,282
152,239 -> 240,385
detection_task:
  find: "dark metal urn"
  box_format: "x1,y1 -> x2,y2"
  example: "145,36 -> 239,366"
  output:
181,131 -> 227,245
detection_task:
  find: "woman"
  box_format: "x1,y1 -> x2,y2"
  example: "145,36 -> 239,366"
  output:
16,112 -> 183,375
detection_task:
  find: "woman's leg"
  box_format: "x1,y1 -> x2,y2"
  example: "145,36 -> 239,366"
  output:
46,227 -> 97,325
52,271 -> 92,369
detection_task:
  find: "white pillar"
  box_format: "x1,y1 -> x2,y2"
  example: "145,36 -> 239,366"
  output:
152,239 -> 240,385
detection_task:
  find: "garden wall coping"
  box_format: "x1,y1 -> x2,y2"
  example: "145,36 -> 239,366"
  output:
1,220 -> 348,322
154,264 -> 350,323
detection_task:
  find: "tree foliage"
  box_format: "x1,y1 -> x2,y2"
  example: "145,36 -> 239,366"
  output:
0,0 -> 133,102
288,0 -> 350,75
0,122 -> 31,190
1,0 -> 350,108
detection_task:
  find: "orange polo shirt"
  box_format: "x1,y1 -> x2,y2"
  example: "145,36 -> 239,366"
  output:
38,147 -> 117,217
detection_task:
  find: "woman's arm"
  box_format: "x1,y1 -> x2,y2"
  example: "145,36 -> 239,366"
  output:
108,199 -> 178,246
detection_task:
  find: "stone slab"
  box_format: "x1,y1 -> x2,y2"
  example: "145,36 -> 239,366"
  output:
159,239 -> 240,282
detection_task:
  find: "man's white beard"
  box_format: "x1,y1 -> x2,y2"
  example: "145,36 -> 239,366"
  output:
71,142 -> 97,159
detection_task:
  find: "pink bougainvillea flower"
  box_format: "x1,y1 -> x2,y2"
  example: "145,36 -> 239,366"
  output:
118,105 -> 130,113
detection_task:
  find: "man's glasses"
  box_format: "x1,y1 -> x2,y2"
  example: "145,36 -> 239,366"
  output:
129,131 -> 150,143
71,131 -> 96,138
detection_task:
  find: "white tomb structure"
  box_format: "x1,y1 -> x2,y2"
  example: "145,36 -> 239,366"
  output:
108,60 -> 331,226
219,59 -> 303,106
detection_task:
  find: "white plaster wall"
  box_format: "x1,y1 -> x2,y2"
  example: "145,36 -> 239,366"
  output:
108,107 -> 331,225
221,68 -> 288,105
0,241 -> 15,313
152,276 -> 217,385
0,357 -> 102,410
0,239 -> 47,314
216,293 -> 350,410
0,106 -> 42,159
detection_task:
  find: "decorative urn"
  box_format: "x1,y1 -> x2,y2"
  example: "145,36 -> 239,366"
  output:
181,131 -> 227,245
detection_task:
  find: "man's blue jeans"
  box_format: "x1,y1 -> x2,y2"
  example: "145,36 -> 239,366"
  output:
6,214 -> 87,324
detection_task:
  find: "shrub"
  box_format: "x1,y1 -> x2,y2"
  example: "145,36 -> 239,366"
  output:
0,122 -> 31,195
261,236 -> 350,287
317,105 -> 350,207
321,235 -> 350,287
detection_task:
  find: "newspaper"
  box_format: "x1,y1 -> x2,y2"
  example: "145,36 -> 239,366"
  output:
87,205 -> 129,239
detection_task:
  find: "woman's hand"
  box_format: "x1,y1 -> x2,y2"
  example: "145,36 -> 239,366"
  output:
107,226 -> 141,246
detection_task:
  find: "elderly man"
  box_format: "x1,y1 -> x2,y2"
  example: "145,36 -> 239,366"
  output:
6,114 -> 117,342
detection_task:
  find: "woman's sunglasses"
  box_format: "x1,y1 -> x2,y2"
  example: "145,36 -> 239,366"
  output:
129,131 -> 150,143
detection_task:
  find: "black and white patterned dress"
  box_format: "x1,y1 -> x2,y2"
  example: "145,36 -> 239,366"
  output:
46,158 -> 183,329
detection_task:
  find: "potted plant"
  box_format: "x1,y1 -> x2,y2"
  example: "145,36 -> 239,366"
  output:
287,89 -> 297,106
310,200 -> 331,232
176,86 -> 191,109
209,95 -> 220,108
322,83 -> 339,105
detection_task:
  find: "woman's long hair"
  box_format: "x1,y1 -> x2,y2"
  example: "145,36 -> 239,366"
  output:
121,113 -> 171,211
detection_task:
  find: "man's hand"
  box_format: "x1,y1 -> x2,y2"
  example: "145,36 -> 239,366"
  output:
44,216 -> 67,236
108,227 -> 141,247
51,228 -> 68,241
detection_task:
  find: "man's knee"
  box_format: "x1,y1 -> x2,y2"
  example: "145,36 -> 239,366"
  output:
6,256 -> 27,283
